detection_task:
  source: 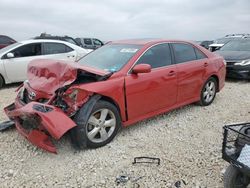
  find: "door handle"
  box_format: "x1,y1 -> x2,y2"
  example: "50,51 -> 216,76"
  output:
168,70 -> 176,76
204,62 -> 208,67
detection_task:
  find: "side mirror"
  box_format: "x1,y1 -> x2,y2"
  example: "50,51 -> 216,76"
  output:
6,52 -> 14,58
132,64 -> 151,74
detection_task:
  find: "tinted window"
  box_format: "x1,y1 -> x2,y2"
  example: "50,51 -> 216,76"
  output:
11,43 -> 41,58
64,38 -> 77,45
172,43 -> 196,63
194,48 -> 207,59
93,39 -> 102,46
84,38 -> 92,45
137,43 -> 172,68
44,43 -> 73,55
0,36 -> 12,44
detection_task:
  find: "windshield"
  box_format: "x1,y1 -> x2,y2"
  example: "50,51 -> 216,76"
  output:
214,38 -> 232,44
219,40 -> 250,51
0,42 -> 20,54
78,44 -> 142,72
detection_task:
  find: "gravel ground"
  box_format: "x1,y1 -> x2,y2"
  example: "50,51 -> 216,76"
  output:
0,81 -> 250,188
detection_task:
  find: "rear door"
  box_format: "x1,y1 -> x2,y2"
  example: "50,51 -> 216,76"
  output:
42,42 -> 77,61
125,43 -> 177,120
171,43 -> 208,103
2,43 -> 42,82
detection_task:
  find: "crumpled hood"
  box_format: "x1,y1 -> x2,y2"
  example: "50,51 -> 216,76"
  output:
27,59 -> 109,94
215,50 -> 250,61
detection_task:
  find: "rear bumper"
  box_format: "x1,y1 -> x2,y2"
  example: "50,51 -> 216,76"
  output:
4,99 -> 76,153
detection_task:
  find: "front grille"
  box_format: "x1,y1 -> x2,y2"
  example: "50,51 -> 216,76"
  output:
226,61 -> 236,66
21,89 -> 48,104
22,88 -> 31,104
33,104 -> 53,113
19,115 -> 41,131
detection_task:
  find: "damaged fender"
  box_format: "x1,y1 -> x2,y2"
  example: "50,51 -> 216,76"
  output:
70,94 -> 101,149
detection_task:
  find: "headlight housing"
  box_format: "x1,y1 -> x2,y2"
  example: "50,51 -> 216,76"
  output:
223,60 -> 227,66
235,59 -> 250,66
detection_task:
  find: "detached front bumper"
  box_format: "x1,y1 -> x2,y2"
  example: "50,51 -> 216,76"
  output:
4,100 -> 76,153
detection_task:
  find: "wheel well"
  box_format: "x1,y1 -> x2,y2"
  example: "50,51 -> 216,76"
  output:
100,96 -> 121,115
0,74 -> 5,85
210,75 -> 219,92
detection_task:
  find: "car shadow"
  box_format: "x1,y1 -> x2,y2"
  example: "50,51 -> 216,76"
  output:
226,78 -> 249,83
0,82 -> 22,90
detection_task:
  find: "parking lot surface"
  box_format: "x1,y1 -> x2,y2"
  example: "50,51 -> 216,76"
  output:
0,81 -> 249,187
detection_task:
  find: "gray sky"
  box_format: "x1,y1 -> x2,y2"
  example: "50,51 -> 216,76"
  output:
0,0 -> 249,42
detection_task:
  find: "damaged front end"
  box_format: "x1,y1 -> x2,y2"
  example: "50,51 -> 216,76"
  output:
2,59 -> 112,153
4,102 -> 76,153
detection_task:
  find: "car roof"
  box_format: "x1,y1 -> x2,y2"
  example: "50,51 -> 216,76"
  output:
110,38 -> 194,45
20,39 -> 75,45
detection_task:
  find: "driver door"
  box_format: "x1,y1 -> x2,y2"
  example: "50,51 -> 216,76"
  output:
125,43 -> 178,120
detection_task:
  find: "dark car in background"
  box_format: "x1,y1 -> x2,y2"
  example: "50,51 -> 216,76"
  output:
75,38 -> 104,49
209,34 -> 250,52
197,40 -> 213,49
34,33 -> 82,47
0,35 -> 16,49
215,38 -> 250,79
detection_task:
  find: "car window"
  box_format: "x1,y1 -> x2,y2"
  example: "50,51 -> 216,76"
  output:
194,48 -> 207,59
172,43 -> 197,63
64,38 -> 77,45
10,43 -> 41,58
84,38 -> 93,45
0,36 -> 12,44
93,39 -> 102,46
136,43 -> 172,68
43,43 -> 73,55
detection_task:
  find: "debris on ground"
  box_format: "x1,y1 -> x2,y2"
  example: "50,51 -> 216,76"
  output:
132,157 -> 160,165
115,175 -> 130,185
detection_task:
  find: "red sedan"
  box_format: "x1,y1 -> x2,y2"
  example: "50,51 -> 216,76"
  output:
0,35 -> 16,49
3,39 -> 226,153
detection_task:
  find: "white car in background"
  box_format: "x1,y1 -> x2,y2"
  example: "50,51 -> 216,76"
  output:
0,39 -> 91,88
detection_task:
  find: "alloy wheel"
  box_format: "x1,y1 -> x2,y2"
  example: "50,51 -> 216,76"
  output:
86,108 -> 116,143
203,80 -> 216,103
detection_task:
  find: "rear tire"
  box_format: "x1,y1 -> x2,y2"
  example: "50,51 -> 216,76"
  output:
199,77 -> 217,106
70,100 -> 121,149
224,165 -> 250,188
0,75 -> 4,89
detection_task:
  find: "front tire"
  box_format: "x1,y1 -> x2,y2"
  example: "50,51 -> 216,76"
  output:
199,77 -> 217,106
224,165 -> 250,188
70,100 -> 121,149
